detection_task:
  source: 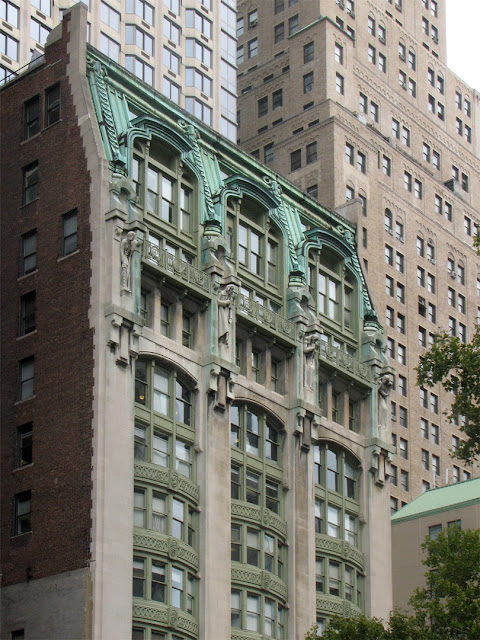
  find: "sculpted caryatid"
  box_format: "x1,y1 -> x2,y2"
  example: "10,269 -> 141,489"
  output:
218,284 -> 236,346
378,373 -> 393,431
304,334 -> 320,390
120,231 -> 138,292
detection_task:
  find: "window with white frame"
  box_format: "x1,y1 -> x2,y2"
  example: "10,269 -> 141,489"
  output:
126,0 -> 154,25
100,32 -> 120,62
126,24 -> 153,55
186,8 -> 212,38
125,56 -> 153,85
100,1 -> 120,31
186,38 -> 212,67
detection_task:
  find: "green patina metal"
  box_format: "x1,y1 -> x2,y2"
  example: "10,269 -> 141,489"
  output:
85,46 -> 380,331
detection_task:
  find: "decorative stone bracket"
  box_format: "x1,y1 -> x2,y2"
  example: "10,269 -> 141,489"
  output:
370,445 -> 392,486
107,312 -> 139,367
208,365 -> 236,410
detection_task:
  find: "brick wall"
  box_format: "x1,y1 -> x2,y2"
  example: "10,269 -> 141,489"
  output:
0,15 -> 94,586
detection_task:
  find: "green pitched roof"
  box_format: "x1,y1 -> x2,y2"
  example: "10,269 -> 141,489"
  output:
391,477 -> 480,524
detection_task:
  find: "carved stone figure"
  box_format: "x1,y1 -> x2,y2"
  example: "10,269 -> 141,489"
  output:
304,333 -> 320,390
377,373 -> 393,431
120,231 -> 138,293
218,284 -> 236,346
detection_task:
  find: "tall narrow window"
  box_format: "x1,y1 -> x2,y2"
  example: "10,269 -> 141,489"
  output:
23,162 -> 38,205
22,231 -> 37,275
45,83 -> 60,127
19,357 -> 34,400
14,491 -> 31,535
62,210 -> 78,256
20,292 -> 36,335
24,96 -> 39,139
17,424 -> 33,467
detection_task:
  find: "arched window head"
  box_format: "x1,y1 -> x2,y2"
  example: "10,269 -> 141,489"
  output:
307,247 -> 357,341
231,405 -> 282,466
131,138 -> 197,239
135,360 -> 193,426
230,404 -> 284,516
134,360 -> 195,479
384,208 -> 393,234
226,195 -> 284,310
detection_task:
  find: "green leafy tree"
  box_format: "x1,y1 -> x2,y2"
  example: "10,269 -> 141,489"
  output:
305,612 -> 427,640
306,527 -> 480,640
416,325 -> 480,464
410,525 -> 480,640
304,616 -> 386,640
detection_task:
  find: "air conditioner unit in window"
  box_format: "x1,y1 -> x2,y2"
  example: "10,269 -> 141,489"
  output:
337,0 -> 345,8
379,35 -> 386,44
450,272 -> 457,280
248,19 -> 258,29
399,53 -> 406,61
419,296 -> 426,306
432,36 -> 439,44
347,9 -> 355,18
400,81 -> 407,89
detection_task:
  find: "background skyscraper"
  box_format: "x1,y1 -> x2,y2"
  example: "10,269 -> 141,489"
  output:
0,0 -> 237,140
237,0 -> 480,508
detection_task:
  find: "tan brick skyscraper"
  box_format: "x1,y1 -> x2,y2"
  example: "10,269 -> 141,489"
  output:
237,0 -> 480,508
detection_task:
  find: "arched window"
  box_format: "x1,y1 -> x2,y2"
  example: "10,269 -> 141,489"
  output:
134,360 -> 195,478
230,404 -> 287,636
133,359 -> 199,636
384,208 -> 393,234
307,247 -> 358,342
378,21 -> 386,44
132,138 -> 198,264
416,233 -> 425,257
230,404 -> 283,513
426,241 -> 435,264
226,195 -> 284,310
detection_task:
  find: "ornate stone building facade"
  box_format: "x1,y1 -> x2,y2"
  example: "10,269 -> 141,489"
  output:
1,6 -> 392,639
237,0 -> 480,507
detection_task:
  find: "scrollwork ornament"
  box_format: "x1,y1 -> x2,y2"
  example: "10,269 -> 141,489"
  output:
262,570 -> 271,591
177,119 -> 216,223
262,507 -> 270,527
168,607 -> 178,629
170,470 -> 179,489
169,537 -> 178,560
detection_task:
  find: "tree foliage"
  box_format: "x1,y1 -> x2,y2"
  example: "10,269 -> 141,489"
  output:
306,527 -> 480,640
410,525 -> 480,640
305,611 -> 425,640
416,325 -> 480,463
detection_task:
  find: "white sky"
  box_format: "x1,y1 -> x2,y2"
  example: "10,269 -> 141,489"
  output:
446,0 -> 480,91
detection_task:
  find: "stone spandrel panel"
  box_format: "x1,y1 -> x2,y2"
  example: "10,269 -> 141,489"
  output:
132,603 -> 198,637
134,463 -> 200,503
133,532 -> 199,570
231,502 -> 287,538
